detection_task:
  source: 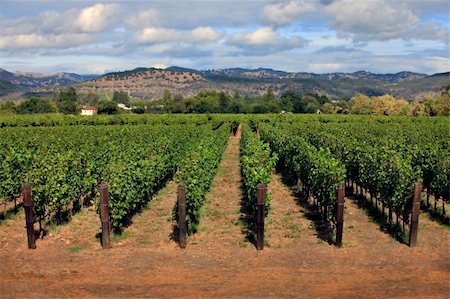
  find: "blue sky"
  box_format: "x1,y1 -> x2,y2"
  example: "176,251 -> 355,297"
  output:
0,0 -> 448,74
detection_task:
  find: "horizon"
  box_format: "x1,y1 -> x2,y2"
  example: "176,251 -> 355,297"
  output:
2,65 -> 449,77
0,1 -> 449,75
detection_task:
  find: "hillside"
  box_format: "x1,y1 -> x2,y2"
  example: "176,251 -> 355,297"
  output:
1,66 -> 448,100
78,67 -> 448,100
0,80 -> 20,96
0,68 -> 97,89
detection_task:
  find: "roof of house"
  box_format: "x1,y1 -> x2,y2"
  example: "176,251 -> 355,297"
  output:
81,106 -> 98,111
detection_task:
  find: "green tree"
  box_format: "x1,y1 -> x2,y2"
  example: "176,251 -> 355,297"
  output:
280,90 -> 297,112
302,95 -> 320,113
112,90 -> 130,106
279,96 -> 293,112
219,91 -> 230,113
423,96 -> 436,116
162,90 -> 174,112
252,104 -> 269,114
56,87 -> 78,114
322,102 -> 335,114
58,87 -> 77,103
18,97 -> 57,114
60,101 -> 78,114
263,86 -> 276,102
0,100 -> 17,114
435,87 -> 450,116
97,100 -> 118,115
84,91 -> 99,105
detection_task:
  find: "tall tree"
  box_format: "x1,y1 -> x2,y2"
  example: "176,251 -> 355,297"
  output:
349,94 -> 371,114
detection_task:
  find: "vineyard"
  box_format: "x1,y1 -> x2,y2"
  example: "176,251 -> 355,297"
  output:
0,114 -> 448,298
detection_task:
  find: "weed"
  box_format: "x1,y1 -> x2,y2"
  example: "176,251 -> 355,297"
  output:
342,240 -> 352,248
111,231 -> 133,242
205,208 -> 223,218
48,222 -> 60,234
239,239 -> 248,248
68,246 -> 81,253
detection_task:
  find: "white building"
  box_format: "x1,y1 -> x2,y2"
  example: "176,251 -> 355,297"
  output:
81,106 -> 98,116
117,103 -> 132,110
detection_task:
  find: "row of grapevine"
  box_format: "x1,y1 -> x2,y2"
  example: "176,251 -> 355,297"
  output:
173,123 -> 230,234
239,124 -> 277,229
0,121 -> 219,231
0,113 -> 231,128
260,124 -> 345,226
296,123 -> 445,219
257,114 -> 448,223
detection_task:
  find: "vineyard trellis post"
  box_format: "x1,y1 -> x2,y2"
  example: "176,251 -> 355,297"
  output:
99,183 -> 111,249
409,182 -> 422,247
22,183 -> 36,249
178,184 -> 187,249
336,183 -> 345,248
256,183 -> 266,251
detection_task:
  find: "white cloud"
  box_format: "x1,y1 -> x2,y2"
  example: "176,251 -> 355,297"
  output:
325,0 -> 447,42
0,3 -> 120,51
191,27 -> 223,43
227,27 -> 308,53
230,27 -> 278,46
137,28 -> 180,43
326,0 -> 418,40
76,4 -> 119,33
136,26 -> 223,44
261,0 -> 316,26
0,33 -> 92,50
309,63 -> 342,72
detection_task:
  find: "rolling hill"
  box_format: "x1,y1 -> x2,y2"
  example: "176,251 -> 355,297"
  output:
1,66 -> 448,100
0,68 -> 97,88
78,67 -> 448,100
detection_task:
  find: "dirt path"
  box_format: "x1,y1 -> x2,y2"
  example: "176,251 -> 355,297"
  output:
122,180 -> 178,250
266,173 -> 317,248
188,125 -> 250,250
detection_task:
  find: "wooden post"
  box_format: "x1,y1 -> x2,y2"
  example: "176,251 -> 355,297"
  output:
99,183 -> 111,249
178,184 -> 187,249
336,183 -> 345,248
256,183 -> 266,251
409,182 -> 422,247
22,184 -> 36,249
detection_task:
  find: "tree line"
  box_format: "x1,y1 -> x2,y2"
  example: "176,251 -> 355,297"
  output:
0,86 -> 448,116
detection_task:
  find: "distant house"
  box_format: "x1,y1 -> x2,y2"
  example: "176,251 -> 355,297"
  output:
117,103 -> 132,111
81,106 -> 98,116
280,110 -> 292,114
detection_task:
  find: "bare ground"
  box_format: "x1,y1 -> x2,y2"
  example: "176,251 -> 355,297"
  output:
0,130 -> 449,298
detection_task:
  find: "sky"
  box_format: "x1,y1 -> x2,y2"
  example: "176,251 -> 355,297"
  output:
0,0 -> 449,75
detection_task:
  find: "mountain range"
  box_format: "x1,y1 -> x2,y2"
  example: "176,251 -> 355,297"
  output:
1,67 -> 448,100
